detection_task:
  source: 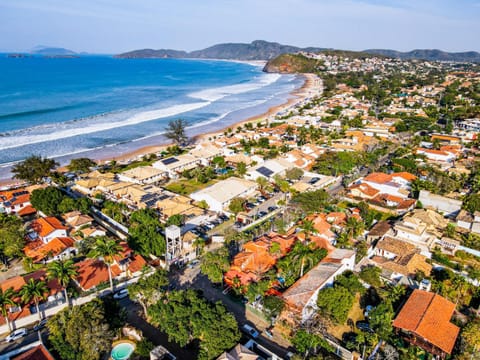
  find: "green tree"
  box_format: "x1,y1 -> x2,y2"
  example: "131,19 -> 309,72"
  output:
236,162 -> 247,176
30,186 -> 66,215
0,214 -> 25,262
291,189 -> 329,213
148,290 -> 240,359
200,247 -> 230,284
461,320 -> 480,357
359,266 -> 382,287
345,217 -> 364,238
292,329 -> 333,358
128,269 -> 169,316
369,301 -> 394,340
212,156 -> 226,168
0,287 -> 16,331
164,118 -> 188,145
317,286 -> 354,324
47,259 -> 78,306
58,197 -> 77,214
48,298 -> 114,360
67,158 -> 97,173
262,296 -> 285,322
228,197 -> 246,215
88,237 -> 123,291
464,193 -> 480,214
334,271 -> 366,295
285,167 -> 304,181
128,209 -> 166,257
166,214 -> 184,227
11,155 -> 59,184
19,278 -> 48,321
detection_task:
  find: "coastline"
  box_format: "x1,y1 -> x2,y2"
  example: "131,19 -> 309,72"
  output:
106,73 -> 318,164
0,72 -> 320,187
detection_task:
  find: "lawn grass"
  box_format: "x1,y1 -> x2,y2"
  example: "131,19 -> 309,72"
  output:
164,178 -> 218,195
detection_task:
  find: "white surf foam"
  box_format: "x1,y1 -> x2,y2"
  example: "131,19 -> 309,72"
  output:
189,73 -> 281,102
0,101 -> 209,151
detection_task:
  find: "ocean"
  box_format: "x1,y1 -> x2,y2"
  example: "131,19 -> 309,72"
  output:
0,55 -> 302,176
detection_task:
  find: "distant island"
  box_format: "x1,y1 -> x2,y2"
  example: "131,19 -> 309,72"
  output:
116,40 -> 480,63
30,45 -> 78,56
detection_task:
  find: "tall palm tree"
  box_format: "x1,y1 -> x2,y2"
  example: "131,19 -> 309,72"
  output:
345,217 -> 364,239
301,219 -> 316,241
0,287 -> 16,331
47,259 -> 78,306
19,278 -> 47,321
89,237 -> 123,292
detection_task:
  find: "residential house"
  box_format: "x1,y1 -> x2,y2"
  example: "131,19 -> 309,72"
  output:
30,217 -> 68,244
371,237 -> 432,281
245,159 -> 293,181
0,270 -> 63,327
152,154 -> 200,179
282,248 -> 355,323
11,344 -> 56,360
0,188 -> 32,215
416,148 -> 456,163
190,177 -> 257,213
24,236 -> 76,263
62,211 -> 93,231
117,166 -> 166,185
357,172 -> 415,199
393,290 -> 459,359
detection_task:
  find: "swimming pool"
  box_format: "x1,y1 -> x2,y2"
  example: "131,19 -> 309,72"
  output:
111,341 -> 135,360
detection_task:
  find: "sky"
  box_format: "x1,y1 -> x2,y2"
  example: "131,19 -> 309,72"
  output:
0,0 -> 479,54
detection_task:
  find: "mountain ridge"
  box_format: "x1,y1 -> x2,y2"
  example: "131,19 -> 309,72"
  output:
115,41 -> 480,63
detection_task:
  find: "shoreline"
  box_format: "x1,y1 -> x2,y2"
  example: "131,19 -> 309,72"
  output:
0,72 -> 320,187
106,73 -> 318,164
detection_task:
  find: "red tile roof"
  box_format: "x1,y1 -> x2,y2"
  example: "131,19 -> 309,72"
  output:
17,205 -> 37,216
31,217 -> 67,238
393,290 -> 460,354
75,259 -> 113,290
24,237 -> 75,263
12,344 -> 55,360
128,254 -> 147,274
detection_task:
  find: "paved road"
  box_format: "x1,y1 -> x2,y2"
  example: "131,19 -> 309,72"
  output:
0,326 -> 46,356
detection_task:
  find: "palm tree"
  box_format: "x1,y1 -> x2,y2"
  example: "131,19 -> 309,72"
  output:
19,278 -> 47,321
0,287 -> 16,331
47,259 -> 78,306
301,219 -> 316,241
256,177 -> 269,194
89,237 -> 123,292
345,217 -> 364,239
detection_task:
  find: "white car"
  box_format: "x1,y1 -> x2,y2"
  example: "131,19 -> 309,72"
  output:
113,289 -> 129,300
241,324 -> 259,338
5,328 -> 28,342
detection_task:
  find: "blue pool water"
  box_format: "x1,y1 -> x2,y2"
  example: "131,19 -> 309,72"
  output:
111,342 -> 135,360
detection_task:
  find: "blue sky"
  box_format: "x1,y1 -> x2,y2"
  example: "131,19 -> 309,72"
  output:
0,0 -> 478,53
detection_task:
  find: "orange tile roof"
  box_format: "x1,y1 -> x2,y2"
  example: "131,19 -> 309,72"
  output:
1,276 -> 26,292
393,290 -> 460,354
17,205 -> 37,216
12,344 -> 55,360
75,259 -> 113,290
24,237 -> 75,263
128,254 -> 147,273
31,217 -> 67,238
349,183 -> 380,197
363,172 -> 393,184
392,172 -> 417,182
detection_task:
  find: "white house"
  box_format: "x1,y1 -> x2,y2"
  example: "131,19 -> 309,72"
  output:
416,148 -> 456,163
190,177 -> 257,213
245,158 -> 292,181
153,154 -> 200,179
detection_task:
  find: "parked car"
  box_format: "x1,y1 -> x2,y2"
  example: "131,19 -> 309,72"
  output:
33,318 -> 48,331
5,328 -> 28,342
188,260 -> 200,268
241,324 -> 259,338
113,289 -> 129,300
267,206 -> 278,212
258,211 -> 268,218
356,321 -> 373,333
264,326 -> 274,338
308,177 -> 320,184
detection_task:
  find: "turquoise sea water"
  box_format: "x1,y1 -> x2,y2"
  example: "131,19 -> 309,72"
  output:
0,55 -> 301,172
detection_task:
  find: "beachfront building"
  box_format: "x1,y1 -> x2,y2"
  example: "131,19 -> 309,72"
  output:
190,177 -> 257,213
117,166 -> 167,185
152,154 -> 200,179
392,290 -> 459,358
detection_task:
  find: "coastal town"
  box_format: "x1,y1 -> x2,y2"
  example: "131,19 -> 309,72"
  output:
1,51 -> 480,360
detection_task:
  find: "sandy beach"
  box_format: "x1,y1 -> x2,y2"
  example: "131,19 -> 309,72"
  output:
107,73 -> 320,164
0,72 -> 320,187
